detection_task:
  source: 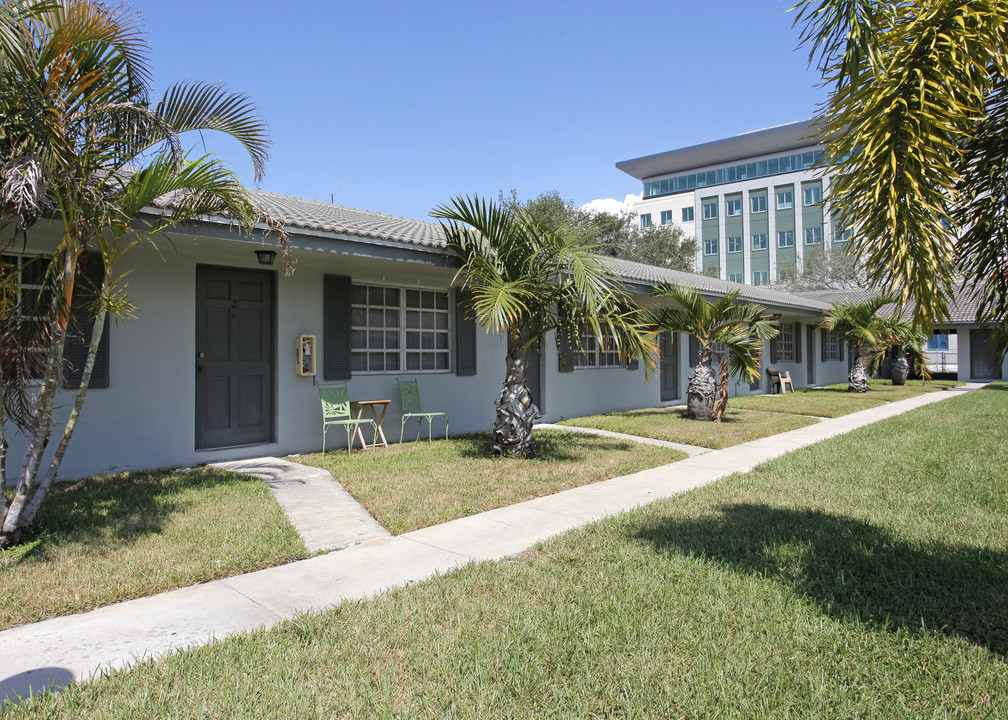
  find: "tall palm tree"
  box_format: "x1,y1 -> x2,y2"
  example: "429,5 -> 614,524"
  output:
0,0 -> 285,548
432,195 -> 656,457
650,284 -> 777,421
791,0 -> 1008,356
821,295 -> 895,393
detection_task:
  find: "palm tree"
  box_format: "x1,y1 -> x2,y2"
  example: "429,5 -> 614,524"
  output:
791,0 -> 1008,356
649,284 -> 777,421
431,195 -> 656,457
821,295 -> 895,393
0,0 -> 285,548
867,311 -> 932,386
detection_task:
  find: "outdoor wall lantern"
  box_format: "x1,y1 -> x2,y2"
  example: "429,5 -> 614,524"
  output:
255,249 -> 277,265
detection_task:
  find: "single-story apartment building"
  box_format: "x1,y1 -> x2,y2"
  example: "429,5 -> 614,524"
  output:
3,190 -> 1001,480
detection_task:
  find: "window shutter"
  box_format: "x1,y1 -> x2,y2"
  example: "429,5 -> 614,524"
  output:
820,328 -> 827,362
840,340 -> 846,362
770,335 -> 778,364
689,335 -> 699,367
323,275 -> 352,380
557,326 -> 574,373
454,287 -> 477,376
64,253 -> 109,389
794,322 -> 802,363
750,353 -> 761,390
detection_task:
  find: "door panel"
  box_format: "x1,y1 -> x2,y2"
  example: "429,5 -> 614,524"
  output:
970,329 -> 1002,380
659,332 -> 679,401
196,267 -> 274,449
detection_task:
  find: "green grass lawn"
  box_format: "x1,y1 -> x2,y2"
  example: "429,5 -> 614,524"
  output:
293,429 -> 685,534
12,385 -> 1005,718
558,406 -> 819,448
730,378 -> 964,417
0,468 -> 306,631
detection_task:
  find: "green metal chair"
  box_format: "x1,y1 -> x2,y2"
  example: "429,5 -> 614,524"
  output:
397,378 -> 449,442
318,382 -> 377,456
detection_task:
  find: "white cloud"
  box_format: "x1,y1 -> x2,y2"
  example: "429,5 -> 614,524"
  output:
579,192 -> 641,217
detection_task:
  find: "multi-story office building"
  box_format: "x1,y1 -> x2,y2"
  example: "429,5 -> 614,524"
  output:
617,119 -> 850,287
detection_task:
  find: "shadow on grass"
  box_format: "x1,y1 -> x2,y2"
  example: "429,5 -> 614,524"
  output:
12,469 -> 260,563
580,407 -> 746,425
636,503 -> 1008,656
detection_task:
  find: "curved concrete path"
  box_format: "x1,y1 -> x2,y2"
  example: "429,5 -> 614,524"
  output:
0,383 -> 983,704
213,457 -> 389,553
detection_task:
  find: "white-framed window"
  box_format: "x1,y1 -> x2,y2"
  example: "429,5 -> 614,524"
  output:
682,206 -> 694,222
727,236 -> 743,253
726,198 -> 742,217
704,237 -> 719,255
703,201 -> 718,220
804,226 -> 823,244
752,233 -> 768,250
803,186 -> 822,206
777,230 -> 795,248
750,195 -> 767,213
728,272 -> 744,284
573,327 -> 622,369
776,190 -> 793,210
752,271 -> 768,286
350,284 -> 450,373
835,225 -> 853,242
777,322 -> 795,361
0,254 -> 49,379
823,329 -> 840,360
640,213 -> 652,228
660,210 -> 675,225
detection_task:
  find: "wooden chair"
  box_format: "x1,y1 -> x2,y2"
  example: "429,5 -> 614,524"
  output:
318,382 -> 377,455
397,378 -> 449,442
766,368 -> 795,394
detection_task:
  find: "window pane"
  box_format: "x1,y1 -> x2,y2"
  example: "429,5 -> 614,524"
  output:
422,332 -> 434,349
385,309 -> 400,327
406,289 -> 420,307
406,331 -> 420,349
351,308 -> 366,326
368,352 -> 384,371
368,308 -> 384,327
421,312 -> 434,329
368,330 -> 384,348
435,293 -> 448,310
351,352 -> 367,372
386,331 -> 400,349
385,288 -> 399,306
352,285 -> 367,305
407,353 -> 420,370
436,354 -> 449,370
386,353 -> 400,371
368,287 -> 384,305
422,353 -> 435,370
351,330 -> 366,349
406,310 -> 420,328
422,292 -> 434,309
436,333 -> 449,350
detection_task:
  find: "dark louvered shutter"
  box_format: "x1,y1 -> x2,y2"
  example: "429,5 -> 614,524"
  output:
689,335 -> 699,367
794,322 -> 802,363
840,340 -> 846,362
64,253 -> 109,389
750,352 -> 761,390
557,326 -> 574,373
323,275 -> 352,380
820,328 -> 827,362
770,335 -> 778,364
455,287 -> 477,376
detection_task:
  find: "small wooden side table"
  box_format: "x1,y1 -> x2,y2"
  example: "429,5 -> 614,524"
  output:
350,399 -> 391,449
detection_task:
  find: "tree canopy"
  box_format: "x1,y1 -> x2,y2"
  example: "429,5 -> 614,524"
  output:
792,0 -> 1008,354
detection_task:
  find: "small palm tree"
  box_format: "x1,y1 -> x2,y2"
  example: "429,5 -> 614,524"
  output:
650,284 -> 777,421
821,295 -> 895,392
867,311 -> 932,385
432,195 -> 656,457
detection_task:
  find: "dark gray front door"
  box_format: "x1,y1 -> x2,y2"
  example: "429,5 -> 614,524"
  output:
659,332 -> 679,401
195,267 -> 275,450
970,329 -> 1002,380
806,325 -> 815,385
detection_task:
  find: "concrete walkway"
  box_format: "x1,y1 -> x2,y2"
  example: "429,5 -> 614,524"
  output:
0,383 -> 982,704
213,457 -> 389,553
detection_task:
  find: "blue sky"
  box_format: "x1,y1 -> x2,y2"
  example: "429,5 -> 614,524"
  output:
138,0 -> 827,221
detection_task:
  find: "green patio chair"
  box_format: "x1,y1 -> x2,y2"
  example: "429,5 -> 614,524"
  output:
397,378 -> 449,442
318,382 -> 377,456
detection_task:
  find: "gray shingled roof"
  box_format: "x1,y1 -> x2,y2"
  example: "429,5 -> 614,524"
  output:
601,256 -> 832,312
795,284 -> 986,325
153,187 -> 449,249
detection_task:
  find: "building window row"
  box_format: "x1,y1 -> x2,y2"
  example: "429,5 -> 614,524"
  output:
726,198 -> 742,217
681,207 -> 694,222
752,233 -> 768,250
751,195 -> 767,213
752,271 -> 769,286
778,230 -> 795,248
728,272 -> 744,284
803,186 -> 822,206
351,284 -> 450,373
640,213 -> 652,228
703,201 -> 718,220
643,149 -> 825,198
804,226 -> 823,245
776,190 -> 793,209
704,237 -> 719,255
660,210 -> 675,225
727,236 -> 743,253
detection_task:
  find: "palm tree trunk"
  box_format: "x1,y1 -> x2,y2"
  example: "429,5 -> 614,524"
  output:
713,351 -> 730,422
687,354 -> 716,421
492,352 -> 540,458
849,348 -> 869,393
